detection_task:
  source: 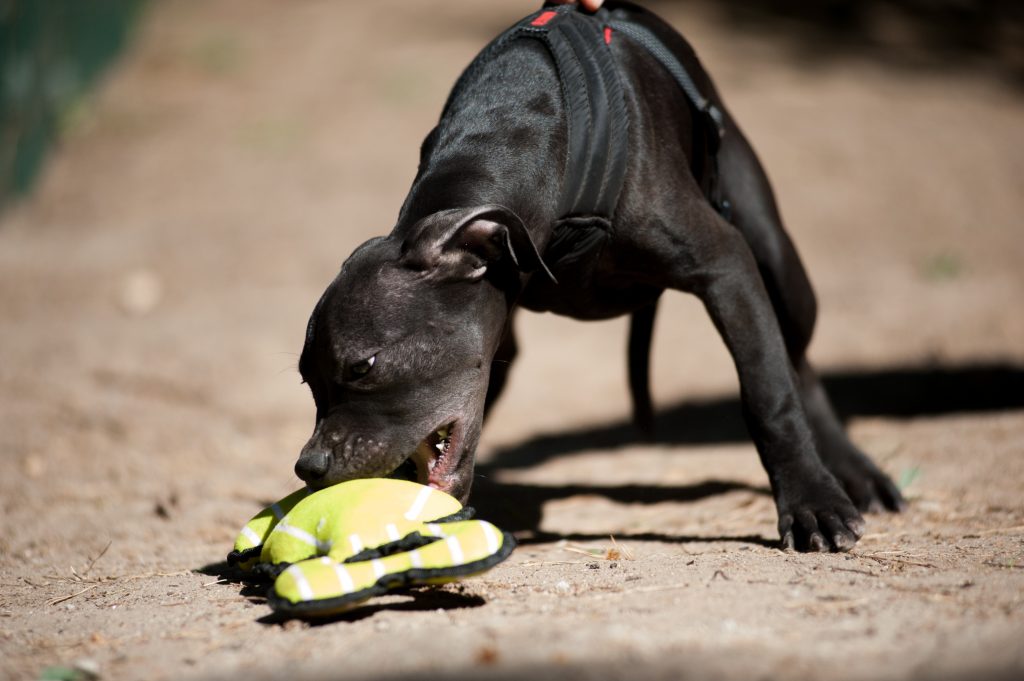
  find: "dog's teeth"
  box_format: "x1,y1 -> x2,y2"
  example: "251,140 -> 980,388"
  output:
434,441 -> 445,454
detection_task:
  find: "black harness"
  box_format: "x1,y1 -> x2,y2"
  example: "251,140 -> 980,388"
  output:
450,3 -> 731,224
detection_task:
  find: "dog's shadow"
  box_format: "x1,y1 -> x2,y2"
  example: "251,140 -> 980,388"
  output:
256,589 -> 488,626
468,477 -> 777,548
196,562 -> 487,625
474,362 -> 1024,543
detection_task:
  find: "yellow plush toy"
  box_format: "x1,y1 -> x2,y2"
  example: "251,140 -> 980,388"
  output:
228,478 -> 515,618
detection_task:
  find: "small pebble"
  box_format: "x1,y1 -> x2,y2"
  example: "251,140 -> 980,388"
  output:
118,269 -> 163,316
22,455 -> 45,479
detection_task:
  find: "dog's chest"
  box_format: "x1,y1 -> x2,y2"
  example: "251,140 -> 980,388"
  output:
519,218 -> 659,319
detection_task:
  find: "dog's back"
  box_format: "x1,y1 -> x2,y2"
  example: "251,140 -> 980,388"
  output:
435,3 -> 728,320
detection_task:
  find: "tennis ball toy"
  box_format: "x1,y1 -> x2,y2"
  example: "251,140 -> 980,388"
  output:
228,478 -> 515,618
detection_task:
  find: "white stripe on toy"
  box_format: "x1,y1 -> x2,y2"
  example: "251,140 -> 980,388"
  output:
404,485 -> 433,520
409,549 -> 423,568
348,533 -> 364,554
277,522 -> 332,553
241,526 -> 262,548
285,564 -> 314,601
333,563 -> 355,594
275,522 -> 315,547
446,536 -> 464,564
371,559 -> 385,579
385,523 -> 400,542
482,522 -> 499,555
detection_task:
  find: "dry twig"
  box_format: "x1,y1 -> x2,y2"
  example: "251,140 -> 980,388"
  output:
861,553 -> 936,568
829,566 -> 880,577
47,584 -> 101,606
83,540 -> 112,576
562,536 -> 634,561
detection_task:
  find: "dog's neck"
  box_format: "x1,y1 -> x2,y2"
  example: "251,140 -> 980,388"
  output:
395,144 -> 563,250
393,41 -> 569,254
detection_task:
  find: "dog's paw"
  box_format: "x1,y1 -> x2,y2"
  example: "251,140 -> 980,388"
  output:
821,446 -> 906,514
776,471 -> 865,552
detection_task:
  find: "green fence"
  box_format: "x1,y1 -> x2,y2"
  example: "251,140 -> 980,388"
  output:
0,0 -> 146,210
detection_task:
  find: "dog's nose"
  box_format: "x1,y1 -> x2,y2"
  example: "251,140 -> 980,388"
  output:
294,447 -> 331,483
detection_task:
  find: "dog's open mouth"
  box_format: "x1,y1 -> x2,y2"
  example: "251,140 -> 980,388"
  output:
388,422 -> 459,491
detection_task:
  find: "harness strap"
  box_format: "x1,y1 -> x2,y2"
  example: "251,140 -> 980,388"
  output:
605,18 -> 725,138
445,4 -> 731,223
510,7 -> 629,218
606,15 -> 731,220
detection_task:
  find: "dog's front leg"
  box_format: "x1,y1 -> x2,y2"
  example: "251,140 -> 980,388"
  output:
654,205 -> 865,552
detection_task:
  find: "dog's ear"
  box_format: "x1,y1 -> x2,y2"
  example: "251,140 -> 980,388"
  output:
401,205 -> 555,283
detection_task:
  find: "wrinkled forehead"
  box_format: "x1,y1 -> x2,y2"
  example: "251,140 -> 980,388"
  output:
319,238 -> 429,347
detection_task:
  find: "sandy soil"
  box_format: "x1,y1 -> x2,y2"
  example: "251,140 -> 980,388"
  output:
1,1 -> 1023,680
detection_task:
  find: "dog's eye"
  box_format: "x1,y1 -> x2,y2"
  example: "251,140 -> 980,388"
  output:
350,355 -> 376,378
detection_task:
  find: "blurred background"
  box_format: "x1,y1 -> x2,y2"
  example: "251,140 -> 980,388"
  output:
1,2 -> 1022,680
1,0 -> 146,206
3,0 -> 1023,208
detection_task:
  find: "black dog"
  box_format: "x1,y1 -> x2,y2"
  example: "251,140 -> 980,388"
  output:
295,3 -> 904,552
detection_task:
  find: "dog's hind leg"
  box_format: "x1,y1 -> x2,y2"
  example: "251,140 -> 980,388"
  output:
715,114 -> 904,513
628,300 -> 659,440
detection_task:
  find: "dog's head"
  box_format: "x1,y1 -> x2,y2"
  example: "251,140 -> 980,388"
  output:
295,205 -> 549,503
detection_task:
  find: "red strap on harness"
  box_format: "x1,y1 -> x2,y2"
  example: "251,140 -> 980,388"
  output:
531,10 -> 558,27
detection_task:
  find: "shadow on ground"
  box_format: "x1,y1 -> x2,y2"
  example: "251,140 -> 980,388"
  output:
197,564 -> 486,625
294,663 -> 1024,681
255,589 -> 486,626
473,362 -> 1024,539
484,362 -> 1024,469
469,477 -> 776,547
293,663 -> 1024,681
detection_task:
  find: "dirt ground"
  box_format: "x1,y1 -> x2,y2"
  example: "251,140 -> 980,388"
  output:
1,1 -> 1023,680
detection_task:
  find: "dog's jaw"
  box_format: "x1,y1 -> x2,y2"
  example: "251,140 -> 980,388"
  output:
399,418 -> 477,503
